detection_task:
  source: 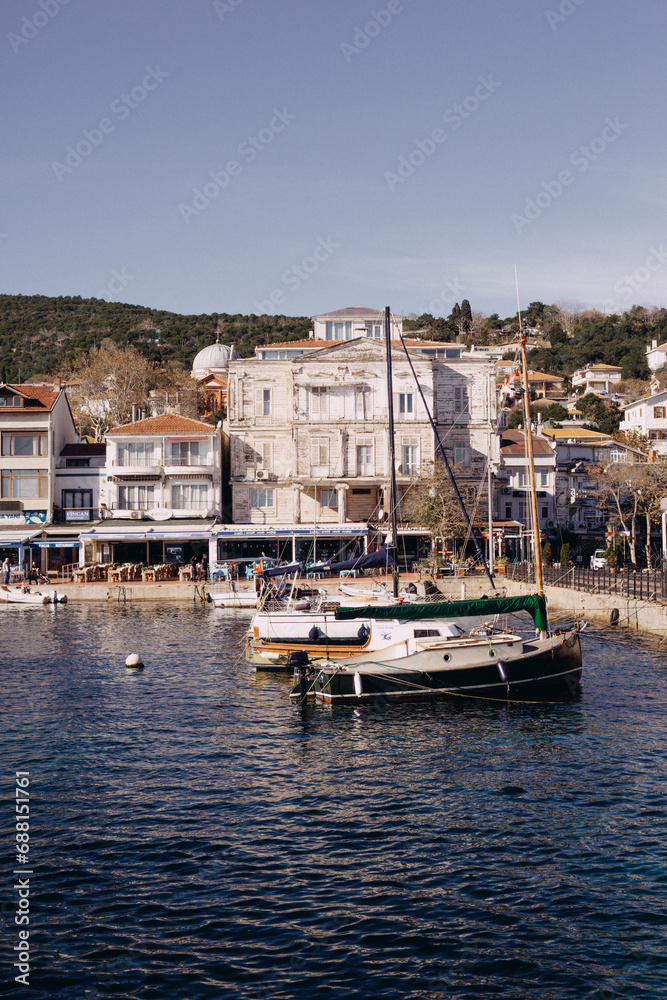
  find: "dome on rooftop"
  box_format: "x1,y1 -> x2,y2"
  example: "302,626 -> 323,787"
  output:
191,339 -> 240,376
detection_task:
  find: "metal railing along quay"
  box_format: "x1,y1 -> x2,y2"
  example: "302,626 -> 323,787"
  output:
507,561 -> 667,603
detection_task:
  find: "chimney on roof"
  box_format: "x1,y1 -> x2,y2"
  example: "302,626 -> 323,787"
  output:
653,340 -> 657,350
131,404 -> 138,422
54,377 -> 61,388
648,449 -> 657,463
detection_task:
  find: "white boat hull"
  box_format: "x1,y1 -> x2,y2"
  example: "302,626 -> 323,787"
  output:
0,586 -> 67,605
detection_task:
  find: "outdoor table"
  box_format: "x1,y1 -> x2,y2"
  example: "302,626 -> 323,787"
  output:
142,568 -> 156,583
108,569 -> 120,583
179,566 -> 192,582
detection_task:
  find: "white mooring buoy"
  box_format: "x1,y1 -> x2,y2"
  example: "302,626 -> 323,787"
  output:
125,653 -> 144,670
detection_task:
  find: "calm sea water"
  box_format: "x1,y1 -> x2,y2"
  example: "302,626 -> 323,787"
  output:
1,602 -> 666,1000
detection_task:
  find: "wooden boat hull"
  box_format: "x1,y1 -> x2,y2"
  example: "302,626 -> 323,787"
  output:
293,630 -> 582,703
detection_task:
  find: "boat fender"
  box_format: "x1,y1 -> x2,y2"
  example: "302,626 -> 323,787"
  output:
353,672 -> 363,697
48,590 -> 58,603
125,653 -> 144,670
309,625 -> 323,640
497,661 -> 509,683
61,594 -> 68,604
357,624 -> 370,640
610,608 -> 620,626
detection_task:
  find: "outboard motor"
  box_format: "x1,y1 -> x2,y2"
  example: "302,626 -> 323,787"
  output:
287,649 -> 311,700
404,582 -> 418,595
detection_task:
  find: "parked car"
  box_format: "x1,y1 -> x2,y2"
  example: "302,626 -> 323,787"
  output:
590,549 -> 607,570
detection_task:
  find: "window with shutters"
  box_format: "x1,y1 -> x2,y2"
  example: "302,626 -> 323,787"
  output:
654,406 -> 664,418
453,385 -> 469,415
356,440 -> 374,475
310,437 -> 329,472
254,440 -> 273,469
311,387 -> 328,418
255,388 -> 271,417
354,385 -> 372,419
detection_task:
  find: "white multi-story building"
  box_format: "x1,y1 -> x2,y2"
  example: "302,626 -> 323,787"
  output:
619,391 -> 667,456
571,363 -> 623,395
221,337 -> 498,566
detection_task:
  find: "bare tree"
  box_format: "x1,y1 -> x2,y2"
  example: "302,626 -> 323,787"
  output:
554,301 -> 583,338
592,461 -> 662,566
62,346 -> 156,440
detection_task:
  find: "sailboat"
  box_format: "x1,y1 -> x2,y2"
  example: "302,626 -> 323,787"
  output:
290,309 -> 583,703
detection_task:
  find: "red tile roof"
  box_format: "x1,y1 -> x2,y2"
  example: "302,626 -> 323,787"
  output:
107,414 -> 217,435
1,383 -> 61,411
500,429 -> 554,456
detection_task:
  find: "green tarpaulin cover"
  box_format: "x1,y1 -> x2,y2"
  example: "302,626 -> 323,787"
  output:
334,593 -> 549,632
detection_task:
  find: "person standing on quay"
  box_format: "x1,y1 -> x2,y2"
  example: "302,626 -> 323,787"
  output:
2,556 -> 9,585
201,554 -> 209,582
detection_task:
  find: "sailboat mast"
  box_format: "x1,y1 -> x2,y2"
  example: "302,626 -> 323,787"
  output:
384,305 -> 401,598
519,327 -> 544,598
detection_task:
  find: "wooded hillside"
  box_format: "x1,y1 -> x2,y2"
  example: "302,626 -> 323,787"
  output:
0,294 -> 311,382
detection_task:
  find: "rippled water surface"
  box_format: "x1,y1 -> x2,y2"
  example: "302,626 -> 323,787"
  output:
1,602 -> 667,999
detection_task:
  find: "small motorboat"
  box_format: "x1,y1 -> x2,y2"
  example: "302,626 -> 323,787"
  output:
0,585 -> 67,605
207,590 -> 259,608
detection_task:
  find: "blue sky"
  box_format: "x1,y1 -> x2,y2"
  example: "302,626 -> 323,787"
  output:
1,0 -> 665,320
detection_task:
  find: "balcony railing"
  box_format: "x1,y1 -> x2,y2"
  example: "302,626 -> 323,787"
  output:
109,501 -> 158,510
165,500 -> 211,510
112,458 -> 162,467
164,457 -> 212,467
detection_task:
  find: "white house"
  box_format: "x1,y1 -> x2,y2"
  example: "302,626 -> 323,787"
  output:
619,390 -> 667,455
571,363 -> 623,395
646,339 -> 667,372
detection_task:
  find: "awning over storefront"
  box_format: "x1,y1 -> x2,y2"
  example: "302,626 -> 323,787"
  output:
0,530 -> 42,548
215,523 -> 368,539
79,527 -> 213,542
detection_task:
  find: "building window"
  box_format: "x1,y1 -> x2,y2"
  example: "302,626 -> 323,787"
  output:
117,442 -> 156,466
310,437 -> 329,469
539,471 -> 549,488
516,471 -> 528,488
356,442 -> 373,475
0,394 -> 24,407
255,440 -> 273,470
402,443 -> 419,475
397,393 -> 414,418
453,386 -> 469,414
518,501 -> 528,521
505,502 -> 513,519
654,406 -> 664,418
355,385 -> 372,419
311,387 -> 328,419
171,483 -> 209,509
609,450 -> 625,463
365,322 -> 383,339
320,489 -> 338,509
255,388 -> 271,416
541,504 -> 549,519
464,486 -> 477,503
62,489 -> 93,518
454,443 -> 469,466
1,469 -> 48,499
250,488 -> 274,508
65,458 -> 90,468
170,440 -> 208,465
117,484 -> 155,509
1,433 -> 47,456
